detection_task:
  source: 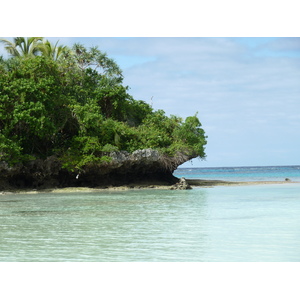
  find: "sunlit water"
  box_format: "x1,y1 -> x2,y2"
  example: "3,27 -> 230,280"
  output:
1,181 -> 300,261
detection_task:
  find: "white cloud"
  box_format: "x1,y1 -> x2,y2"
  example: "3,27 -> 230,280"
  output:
105,38 -> 300,167
264,37 -> 300,52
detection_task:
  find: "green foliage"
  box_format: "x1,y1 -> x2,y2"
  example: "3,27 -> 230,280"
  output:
135,111 -> 207,157
0,56 -> 75,158
0,37 -> 43,57
38,40 -> 69,61
0,133 -> 22,164
0,40 -> 207,172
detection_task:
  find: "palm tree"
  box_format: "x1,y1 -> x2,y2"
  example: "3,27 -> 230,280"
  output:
0,37 -> 43,57
38,40 -> 69,61
72,43 -> 123,79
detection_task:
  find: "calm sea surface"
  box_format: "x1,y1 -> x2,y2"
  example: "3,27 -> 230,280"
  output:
1,166 -> 300,262
174,165 -> 300,182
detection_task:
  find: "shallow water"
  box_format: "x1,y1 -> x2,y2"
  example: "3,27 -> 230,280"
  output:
1,183 -> 300,261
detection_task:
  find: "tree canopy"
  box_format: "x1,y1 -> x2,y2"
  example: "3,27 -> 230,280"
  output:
0,37 -> 207,172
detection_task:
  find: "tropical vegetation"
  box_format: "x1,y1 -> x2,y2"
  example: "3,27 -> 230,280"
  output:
0,37 -> 207,173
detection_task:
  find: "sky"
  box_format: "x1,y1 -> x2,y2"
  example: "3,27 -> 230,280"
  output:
1,37 -> 299,168
1,2 -> 299,297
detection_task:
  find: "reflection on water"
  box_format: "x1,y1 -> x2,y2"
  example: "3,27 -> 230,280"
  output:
0,185 -> 300,261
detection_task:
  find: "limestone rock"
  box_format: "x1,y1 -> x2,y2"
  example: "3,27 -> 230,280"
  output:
170,177 -> 192,190
0,149 -> 194,190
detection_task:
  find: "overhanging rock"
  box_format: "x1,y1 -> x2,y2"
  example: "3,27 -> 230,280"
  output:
0,149 -> 195,189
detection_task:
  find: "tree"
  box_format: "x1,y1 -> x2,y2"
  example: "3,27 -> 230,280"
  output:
71,43 -> 123,80
0,56 -> 77,160
38,40 -> 69,61
0,39 -> 207,172
0,37 -> 70,61
0,37 -> 43,57
59,44 -> 130,120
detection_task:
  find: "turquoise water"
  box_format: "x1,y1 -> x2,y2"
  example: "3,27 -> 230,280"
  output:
174,165 -> 300,182
1,169 -> 300,261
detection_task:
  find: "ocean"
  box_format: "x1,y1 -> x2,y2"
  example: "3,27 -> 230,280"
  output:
0,165 -> 299,262
174,165 -> 300,182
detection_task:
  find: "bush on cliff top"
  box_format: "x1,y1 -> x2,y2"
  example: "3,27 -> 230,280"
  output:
0,38 -> 207,172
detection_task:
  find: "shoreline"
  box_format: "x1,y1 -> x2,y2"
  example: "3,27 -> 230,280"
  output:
1,179 -> 299,195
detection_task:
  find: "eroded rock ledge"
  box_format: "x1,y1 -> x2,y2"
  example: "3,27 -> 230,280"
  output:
0,149 -> 194,190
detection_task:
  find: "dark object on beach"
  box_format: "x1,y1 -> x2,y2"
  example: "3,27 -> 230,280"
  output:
170,177 -> 192,190
285,178 -> 291,182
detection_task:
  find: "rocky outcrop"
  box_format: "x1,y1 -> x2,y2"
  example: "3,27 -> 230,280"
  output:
170,177 -> 192,190
0,149 -> 194,190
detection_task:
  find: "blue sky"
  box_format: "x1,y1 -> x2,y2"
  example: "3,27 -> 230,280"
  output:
1,37 -> 299,167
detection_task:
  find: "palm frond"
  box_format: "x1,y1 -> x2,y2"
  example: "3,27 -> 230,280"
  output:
0,37 -> 44,57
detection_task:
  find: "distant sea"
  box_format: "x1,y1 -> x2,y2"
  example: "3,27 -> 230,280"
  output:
0,165 -> 299,262
174,165 -> 300,182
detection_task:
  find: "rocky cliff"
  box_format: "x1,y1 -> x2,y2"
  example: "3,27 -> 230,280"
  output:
0,149 -> 194,190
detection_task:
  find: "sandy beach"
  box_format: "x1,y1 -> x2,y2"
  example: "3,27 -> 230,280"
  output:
1,178 -> 298,195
